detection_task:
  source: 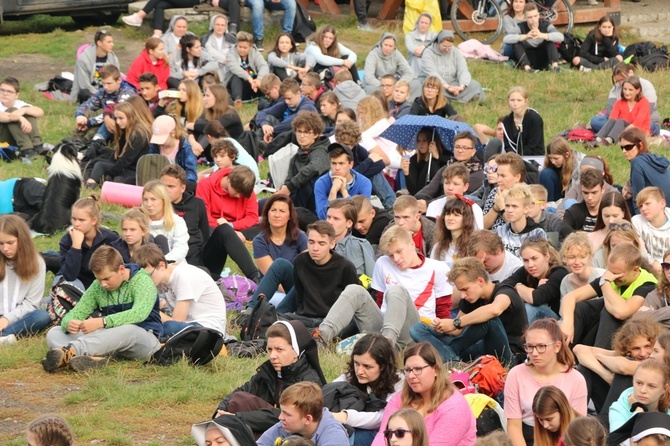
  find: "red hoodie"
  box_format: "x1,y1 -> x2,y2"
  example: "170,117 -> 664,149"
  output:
126,49 -> 170,90
196,168 -> 259,230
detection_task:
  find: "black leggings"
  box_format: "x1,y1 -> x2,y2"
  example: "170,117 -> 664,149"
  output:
200,224 -> 259,280
227,76 -> 264,102
142,0 -> 200,31
513,41 -> 560,70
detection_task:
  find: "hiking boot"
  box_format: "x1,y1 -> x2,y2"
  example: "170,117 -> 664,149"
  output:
69,354 -> 109,372
357,22 -> 373,32
42,346 -> 76,372
0,334 -> 17,345
255,38 -> 264,51
122,13 -> 143,27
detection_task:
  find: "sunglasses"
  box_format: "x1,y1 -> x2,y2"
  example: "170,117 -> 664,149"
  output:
484,165 -> 498,173
384,429 -> 412,440
620,143 -> 637,152
661,262 -> 670,271
609,222 -> 632,231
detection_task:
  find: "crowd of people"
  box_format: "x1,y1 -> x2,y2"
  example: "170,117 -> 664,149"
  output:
2,2 -> 670,445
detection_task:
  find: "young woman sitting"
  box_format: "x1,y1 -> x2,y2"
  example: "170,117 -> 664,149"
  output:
502,86 -> 545,156
141,180 -> 190,263
268,32 -> 314,81
594,76 -> 650,146
591,219 -> 650,269
383,408 -> 429,446
403,130 -> 450,196
408,76 -> 457,118
587,191 -> 631,255
430,197 -> 476,270
110,208 -> 156,262
572,15 -> 622,71
148,114 -> 197,191
532,386 -> 580,446
540,136 -> 585,203
126,37 -> 170,90
560,232 -> 605,297
194,84 -> 244,146
167,35 -> 218,88
169,79 -> 204,158
305,25 -> 360,83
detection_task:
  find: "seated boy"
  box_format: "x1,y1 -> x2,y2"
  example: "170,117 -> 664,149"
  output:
314,142 -> 372,220
527,184 -> 562,236
196,165 -> 261,281
559,168 -> 606,242
326,199 -> 375,277
631,186 -> 670,274
494,184 -> 546,259
257,382 -> 348,446
202,122 -> 260,183
380,195 -> 435,257
351,195 -> 393,252
0,77 -> 45,158
197,136 -> 238,180
42,246 -> 162,372
132,244 -> 229,338
508,2 -> 563,73
315,225 -> 451,349
467,230 -> 523,283
258,73 -> 281,111
160,165 -> 209,265
300,72 -> 325,105
255,78 -> 317,143
426,163 -> 484,229
138,72 -> 161,115
74,64 -> 136,140
410,257 -> 528,364
332,70 -> 366,110
389,80 -> 411,120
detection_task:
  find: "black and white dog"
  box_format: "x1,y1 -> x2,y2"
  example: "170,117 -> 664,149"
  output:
30,142 -> 83,234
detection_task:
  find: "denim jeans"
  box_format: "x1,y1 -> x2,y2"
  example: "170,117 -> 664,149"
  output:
2,310 -> 51,337
350,428 -> 376,446
409,317 -> 512,363
524,303 -> 559,324
370,172 -> 396,210
590,115 -> 660,137
162,321 -> 202,337
247,258 -> 296,310
248,0 -> 296,39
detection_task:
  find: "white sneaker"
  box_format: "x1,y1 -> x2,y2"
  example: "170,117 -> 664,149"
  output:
0,334 -> 17,345
122,13 -> 143,27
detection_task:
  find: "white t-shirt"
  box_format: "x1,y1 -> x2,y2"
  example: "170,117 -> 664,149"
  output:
426,196 -> 484,229
0,99 -> 30,112
162,262 -> 228,335
488,253 -> 523,283
371,256 -> 451,320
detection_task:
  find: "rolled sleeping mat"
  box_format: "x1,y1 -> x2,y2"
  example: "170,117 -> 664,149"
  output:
101,181 -> 143,208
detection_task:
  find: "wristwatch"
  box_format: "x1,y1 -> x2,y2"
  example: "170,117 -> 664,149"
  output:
102,317 -> 107,328
453,317 -> 462,329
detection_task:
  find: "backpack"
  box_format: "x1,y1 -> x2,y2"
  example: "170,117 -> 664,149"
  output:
623,41 -> 661,64
292,3 -> 316,43
217,274 -> 257,311
136,154 -> 172,186
47,281 -> 86,323
236,129 -> 261,159
240,294 -> 277,341
462,355 -> 507,398
567,128 -> 596,143
47,75 -> 73,94
150,325 -> 224,366
558,32 -> 583,63
449,370 -> 477,395
638,51 -> 670,72
464,393 -> 507,437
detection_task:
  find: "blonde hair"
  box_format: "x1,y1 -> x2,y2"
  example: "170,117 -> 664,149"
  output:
544,137 -> 575,193
0,215 -> 41,282
421,76 -> 448,111
142,180 -> 176,231
508,85 -> 528,101
560,232 -> 594,263
529,184 -> 548,202
170,79 -> 204,123
379,225 -> 413,254
636,186 -> 666,210
121,208 -> 151,244
401,343 -> 454,414
635,358 -> 670,413
72,194 -> 102,231
357,96 -> 387,132
503,183 -> 532,206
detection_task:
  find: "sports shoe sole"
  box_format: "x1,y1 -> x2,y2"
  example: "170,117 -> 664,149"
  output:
42,349 -> 66,373
69,355 -> 109,372
122,17 -> 142,27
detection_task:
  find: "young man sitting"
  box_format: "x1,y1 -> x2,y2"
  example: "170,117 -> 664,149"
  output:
631,186 -> 670,275
300,72 -> 326,105
255,78 -> 317,143
314,142 -> 372,220
410,257 -> 528,365
258,73 -> 281,112
389,80 -> 411,120
559,168 -> 606,242
326,199 -> 375,277
137,73 -> 161,116
71,30 -> 120,104
132,244 -> 230,338
426,163 -> 484,229
351,195 -> 393,253
381,195 -> 435,257
257,382 -> 349,446
160,165 -> 209,265
0,77 -> 45,158
42,246 -> 162,372
332,69 -> 366,110
494,184 -> 546,259
507,2 -> 563,73
527,184 -> 562,236
467,230 -> 523,283
314,225 -> 451,349
482,152 -> 526,230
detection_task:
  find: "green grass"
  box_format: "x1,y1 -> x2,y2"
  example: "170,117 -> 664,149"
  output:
1,13 -> 670,444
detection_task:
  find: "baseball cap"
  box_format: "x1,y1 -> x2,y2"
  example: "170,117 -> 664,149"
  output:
327,142 -> 354,160
151,115 -> 176,145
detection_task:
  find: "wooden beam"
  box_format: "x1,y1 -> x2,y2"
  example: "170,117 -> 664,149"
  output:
377,0 -> 402,20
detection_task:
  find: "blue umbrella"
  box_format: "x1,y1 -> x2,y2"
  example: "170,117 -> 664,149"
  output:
379,115 -> 483,151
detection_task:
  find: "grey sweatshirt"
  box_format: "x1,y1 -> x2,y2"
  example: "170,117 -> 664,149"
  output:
419,30 -> 472,87
1,258 -> 46,324
223,46 -> 269,86
405,17 -> 437,77
71,44 -> 120,102
161,16 -> 196,58
363,32 -> 413,93
267,51 -> 316,76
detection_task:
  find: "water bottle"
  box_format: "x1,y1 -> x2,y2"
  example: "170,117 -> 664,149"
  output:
221,267 -> 231,278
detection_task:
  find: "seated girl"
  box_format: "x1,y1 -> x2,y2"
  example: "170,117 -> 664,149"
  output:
587,191 -> 631,255
383,408 -> 429,446
403,129 -> 450,196
0,215 -> 51,345
268,32 -> 315,81
540,136 -> 585,203
110,208 -> 157,262
595,76 -> 651,146
532,386 -> 580,446
57,195 -> 119,289
643,253 -> 670,331
223,31 -> 269,104
572,15 -> 623,71
194,84 -> 244,146
562,417 -> 607,446
430,197 -> 476,270
331,333 -> 402,446
148,114 -> 197,190
305,25 -> 360,83
167,35 -> 218,88
591,219 -> 650,269
213,320 -> 326,435
408,76 -> 457,118
169,79 -> 204,157
319,92 -> 340,130
141,180 -> 190,263
560,232 -> 605,297
126,37 -> 170,90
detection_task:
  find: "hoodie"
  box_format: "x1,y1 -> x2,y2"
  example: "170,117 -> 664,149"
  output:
495,217 -> 547,260
363,33 -> 413,93
149,137 -> 198,183
192,415 -> 256,446
74,80 -> 136,126
223,45 -> 269,86
60,263 -> 163,336
58,227 -> 120,289
405,13 -> 437,77
71,44 -> 120,102
202,15 -> 238,81
579,30 -> 620,65
631,153 -> 670,214
419,30 -> 472,87
172,191 -> 210,261
161,16 -> 196,58
333,80 -> 366,110
632,207 -> 670,263
126,49 -> 170,90
285,135 -> 331,193
195,167 -> 259,229
255,95 -> 317,135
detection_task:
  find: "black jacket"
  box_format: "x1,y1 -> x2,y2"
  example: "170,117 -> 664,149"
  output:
172,191 -> 210,263
579,31 -> 620,65
409,96 -> 457,118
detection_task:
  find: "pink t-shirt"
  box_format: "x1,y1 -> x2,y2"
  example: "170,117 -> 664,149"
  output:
371,390 -> 477,446
504,364 -> 588,426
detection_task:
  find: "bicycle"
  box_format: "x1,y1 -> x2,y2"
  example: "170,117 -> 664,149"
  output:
450,0 -> 574,45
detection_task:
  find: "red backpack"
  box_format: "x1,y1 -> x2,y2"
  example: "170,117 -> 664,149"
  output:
567,128 -> 596,143
462,355 -> 507,398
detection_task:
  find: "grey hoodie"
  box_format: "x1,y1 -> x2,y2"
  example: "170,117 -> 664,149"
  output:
405,13 -> 437,77
202,15 -> 237,69
419,30 -> 471,86
363,32 -> 413,93
161,16 -> 196,58
169,42 -> 220,81
71,44 -> 120,102
333,80 -> 366,110
223,45 -> 269,86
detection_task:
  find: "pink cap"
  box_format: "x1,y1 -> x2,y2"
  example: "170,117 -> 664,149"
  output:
151,115 -> 176,145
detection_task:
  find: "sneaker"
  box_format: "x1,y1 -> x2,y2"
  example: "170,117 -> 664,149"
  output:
122,13 -> 143,27
0,334 -> 17,345
69,355 -> 109,372
42,346 -> 76,373
579,65 -> 592,73
335,333 -> 367,356
20,148 -> 37,159
357,22 -> 373,32
551,65 -> 561,74
254,38 -> 264,51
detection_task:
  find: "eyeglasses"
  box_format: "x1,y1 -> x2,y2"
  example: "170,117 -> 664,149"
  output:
295,130 -> 314,136
531,200 -> 545,205
661,262 -> 670,271
380,84 -> 394,88
424,85 -> 439,91
620,143 -> 637,152
523,342 -> 556,353
402,364 -> 431,376
0,88 -> 17,95
384,429 -> 412,440
484,165 -> 498,173
609,222 -> 632,231
454,145 -> 474,151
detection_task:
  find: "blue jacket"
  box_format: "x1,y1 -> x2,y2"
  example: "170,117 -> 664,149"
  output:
74,81 -> 136,126
149,137 -> 198,183
630,153 -> 670,214
255,95 -> 317,135
352,143 -> 385,178
256,408 -> 349,446
58,227 -> 120,289
314,169 -> 373,220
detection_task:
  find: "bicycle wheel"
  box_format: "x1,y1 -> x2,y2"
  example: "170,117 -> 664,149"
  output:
451,0 -> 503,45
537,0 -> 574,34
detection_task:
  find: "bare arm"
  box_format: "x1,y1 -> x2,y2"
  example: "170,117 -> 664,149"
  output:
559,283 -> 598,344
507,419 -> 526,446
596,354 -> 639,376
573,344 -> 614,384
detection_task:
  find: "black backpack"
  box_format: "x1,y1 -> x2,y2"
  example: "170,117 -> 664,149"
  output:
240,294 -> 277,342
292,3 -> 316,43
150,326 -> 224,366
47,75 -> 73,94
638,51 -> 670,72
623,41 -> 659,64
558,32 -> 583,63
